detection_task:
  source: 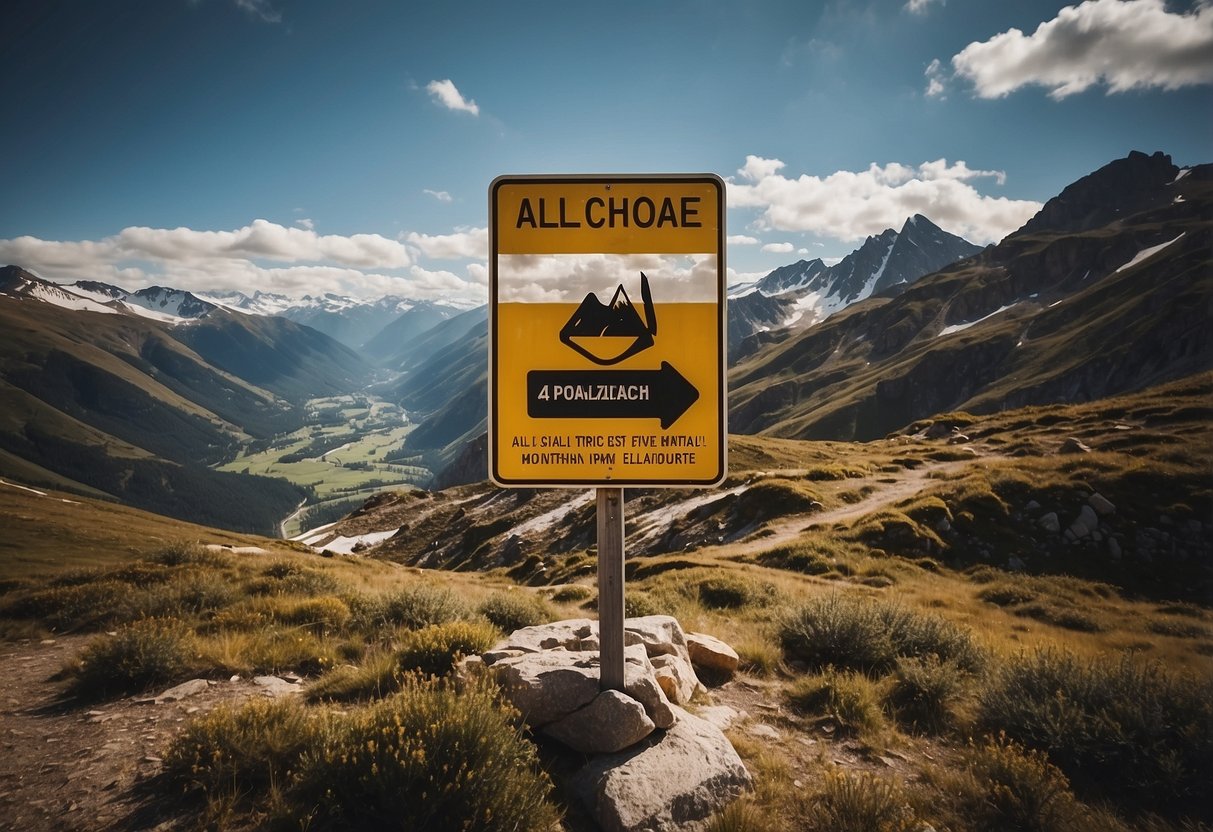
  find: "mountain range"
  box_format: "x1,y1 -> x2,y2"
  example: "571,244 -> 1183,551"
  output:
0,149 -> 1206,531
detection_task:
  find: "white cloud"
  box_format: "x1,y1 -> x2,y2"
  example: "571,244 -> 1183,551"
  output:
424,189 -> 453,203
295,218 -> 314,231
727,234 -> 760,245
925,58 -> 948,98
426,79 -> 480,115
948,0 -> 1213,99
729,155 -> 1041,245
762,242 -> 795,253
497,254 -> 718,303
0,220 -> 491,304
905,0 -> 944,15
405,227 -> 487,260
234,0 -> 281,23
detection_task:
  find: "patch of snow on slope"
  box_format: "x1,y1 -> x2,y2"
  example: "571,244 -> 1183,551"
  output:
629,484 -> 750,547
938,303 -> 1018,337
27,284 -> 119,314
116,301 -> 192,323
1114,233 -> 1185,273
512,492 -> 594,538
0,478 -> 48,496
293,521 -> 338,544
321,529 -> 400,554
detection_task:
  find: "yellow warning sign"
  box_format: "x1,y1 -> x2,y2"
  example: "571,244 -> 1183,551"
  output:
489,174 -> 726,487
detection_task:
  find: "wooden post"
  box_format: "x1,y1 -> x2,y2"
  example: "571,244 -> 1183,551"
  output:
597,487 -> 625,691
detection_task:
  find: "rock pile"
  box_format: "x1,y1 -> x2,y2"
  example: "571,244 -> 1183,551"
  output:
462,615 -> 750,832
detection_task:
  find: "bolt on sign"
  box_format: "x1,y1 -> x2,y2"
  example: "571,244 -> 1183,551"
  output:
489,174 -> 727,487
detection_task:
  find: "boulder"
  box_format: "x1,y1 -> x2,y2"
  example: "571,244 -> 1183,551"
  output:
686,632 -> 740,678
572,706 -> 752,832
1089,493 -> 1116,516
489,650 -> 601,726
651,654 -> 703,705
543,690 -> 656,754
1059,437 -> 1092,454
624,615 -> 691,662
1038,512 -> 1061,534
624,653 -> 678,730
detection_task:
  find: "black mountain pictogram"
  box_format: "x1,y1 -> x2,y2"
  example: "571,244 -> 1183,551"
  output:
560,272 -> 657,365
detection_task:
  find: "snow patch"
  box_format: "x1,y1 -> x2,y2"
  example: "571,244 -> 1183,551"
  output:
512,492 -> 594,538
1115,233 -> 1185,274
319,529 -> 400,554
0,478 -> 48,496
938,303 -> 1018,337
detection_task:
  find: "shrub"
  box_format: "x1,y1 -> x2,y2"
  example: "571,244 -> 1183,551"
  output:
0,580 -> 129,631
779,594 -> 894,673
697,574 -> 776,610
477,591 -> 552,632
549,584 -> 594,604
293,677 -> 560,831
164,697 -> 323,800
151,541 -> 222,567
779,594 -> 984,676
381,583 -> 468,630
70,617 -> 197,698
885,656 -> 966,733
977,649 -> 1213,820
787,669 -> 886,736
270,595 -> 352,635
306,651 -> 400,703
249,563 -> 339,597
800,772 -> 918,832
624,592 -> 661,617
396,620 -> 499,677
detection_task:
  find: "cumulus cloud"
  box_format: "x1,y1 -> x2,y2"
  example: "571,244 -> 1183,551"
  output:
426,79 -> 480,115
497,254 -> 719,303
424,189 -> 453,203
728,155 -> 1040,245
762,242 -> 795,253
925,58 -> 948,98
405,227 -> 487,260
947,0 -> 1213,99
727,234 -> 760,245
0,220 -> 490,304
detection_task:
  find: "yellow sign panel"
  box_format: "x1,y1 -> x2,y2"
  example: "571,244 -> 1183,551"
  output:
489,174 -> 726,487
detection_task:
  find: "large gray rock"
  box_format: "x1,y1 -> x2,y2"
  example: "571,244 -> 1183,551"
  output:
489,650 -> 601,726
624,615 -> 691,662
572,706 -> 752,832
543,690 -> 656,753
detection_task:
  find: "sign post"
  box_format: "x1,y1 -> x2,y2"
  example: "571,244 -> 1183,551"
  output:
489,174 -> 726,690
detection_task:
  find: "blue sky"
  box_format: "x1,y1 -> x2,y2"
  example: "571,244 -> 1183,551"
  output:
1,0 -> 1208,303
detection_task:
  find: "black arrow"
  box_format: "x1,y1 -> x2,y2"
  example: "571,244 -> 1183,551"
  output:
527,362 -> 699,430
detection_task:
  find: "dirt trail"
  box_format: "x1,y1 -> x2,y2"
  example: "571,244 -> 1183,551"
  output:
707,458 -> 978,560
0,638 -> 289,832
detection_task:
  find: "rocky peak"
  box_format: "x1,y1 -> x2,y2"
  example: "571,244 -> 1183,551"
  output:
1015,150 -> 1179,237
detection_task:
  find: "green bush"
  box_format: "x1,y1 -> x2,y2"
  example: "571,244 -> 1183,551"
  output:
697,574 -> 776,609
977,649 -> 1213,821
549,584 -> 594,604
885,656 -> 966,733
294,677 -> 560,831
151,541 -> 223,567
380,583 -> 468,630
306,651 -> 400,703
164,697 -> 324,800
396,620 -> 499,677
800,772 -> 918,832
779,594 -> 895,673
779,594 -> 984,676
0,580 -> 129,631
477,591 -> 552,632
787,669 -> 886,735
70,617 -> 197,698
271,595 -> 352,635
